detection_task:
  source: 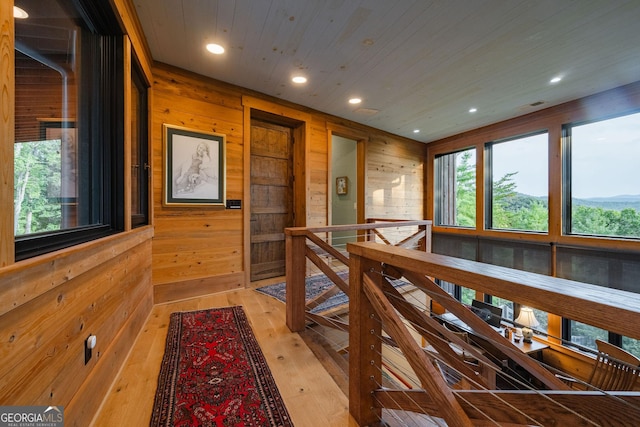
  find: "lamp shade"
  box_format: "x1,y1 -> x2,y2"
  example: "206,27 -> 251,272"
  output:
515,306 -> 539,328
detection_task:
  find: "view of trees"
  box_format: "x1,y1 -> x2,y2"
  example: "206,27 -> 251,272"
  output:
455,150 -> 640,237
454,150 -> 640,356
14,140 -> 62,236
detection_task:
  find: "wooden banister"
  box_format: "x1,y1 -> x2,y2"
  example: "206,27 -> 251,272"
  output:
347,242 -> 640,340
284,220 -> 432,332
346,241 -> 640,426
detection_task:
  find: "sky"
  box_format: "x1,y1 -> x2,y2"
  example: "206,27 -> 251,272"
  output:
489,112 -> 640,199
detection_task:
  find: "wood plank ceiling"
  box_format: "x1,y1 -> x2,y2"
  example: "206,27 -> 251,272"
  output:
133,0 -> 640,143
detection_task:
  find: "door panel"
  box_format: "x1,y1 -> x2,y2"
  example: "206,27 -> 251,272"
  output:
250,120 -> 293,281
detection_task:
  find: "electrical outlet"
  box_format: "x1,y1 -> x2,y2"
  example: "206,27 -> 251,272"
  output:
84,335 -> 96,365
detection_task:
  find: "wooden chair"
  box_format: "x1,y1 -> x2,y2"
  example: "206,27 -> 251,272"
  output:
587,339 -> 640,391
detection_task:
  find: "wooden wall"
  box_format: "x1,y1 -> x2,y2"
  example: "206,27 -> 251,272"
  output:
0,1 -> 155,426
1,2 -> 14,266
366,135 -> 424,220
150,64 -> 426,300
1,1 -> 425,424
151,64 -> 246,301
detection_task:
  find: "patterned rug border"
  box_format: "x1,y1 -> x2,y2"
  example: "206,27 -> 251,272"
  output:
256,271 -> 408,313
150,306 -> 294,427
255,271 -> 350,314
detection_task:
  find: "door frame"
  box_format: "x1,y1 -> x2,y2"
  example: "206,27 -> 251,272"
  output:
242,96 -> 310,285
327,123 -> 368,227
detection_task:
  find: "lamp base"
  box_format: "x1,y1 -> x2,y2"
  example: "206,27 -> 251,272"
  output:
522,327 -> 533,343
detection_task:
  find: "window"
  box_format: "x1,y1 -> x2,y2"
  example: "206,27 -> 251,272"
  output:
130,56 -> 149,228
14,0 -> 124,260
435,148 -> 476,227
565,111 -> 640,239
486,132 -> 548,232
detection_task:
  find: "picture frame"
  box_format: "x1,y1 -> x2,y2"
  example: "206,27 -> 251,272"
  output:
40,120 -> 77,201
163,124 -> 226,206
336,176 -> 348,195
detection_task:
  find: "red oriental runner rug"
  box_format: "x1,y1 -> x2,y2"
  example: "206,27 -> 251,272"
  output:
150,306 -> 294,427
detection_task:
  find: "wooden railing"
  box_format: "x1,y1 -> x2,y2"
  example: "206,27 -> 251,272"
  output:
284,220 -> 431,332
347,241 -> 640,427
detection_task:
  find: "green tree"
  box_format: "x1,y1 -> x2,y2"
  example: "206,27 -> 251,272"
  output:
14,140 -> 62,235
455,151 -> 476,227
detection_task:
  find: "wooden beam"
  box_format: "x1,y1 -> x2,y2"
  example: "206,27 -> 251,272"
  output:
347,242 -> 640,341
362,272 -> 474,427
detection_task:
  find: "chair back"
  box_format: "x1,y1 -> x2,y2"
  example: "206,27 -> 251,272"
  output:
588,339 -> 640,391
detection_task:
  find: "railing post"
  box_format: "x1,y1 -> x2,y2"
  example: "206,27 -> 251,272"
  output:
285,229 -> 307,332
348,249 -> 382,426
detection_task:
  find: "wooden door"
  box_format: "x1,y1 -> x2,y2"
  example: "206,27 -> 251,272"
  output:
250,119 -> 294,281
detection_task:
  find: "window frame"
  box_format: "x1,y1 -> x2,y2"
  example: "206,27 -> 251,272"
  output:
130,54 -> 150,228
484,130 -> 549,233
14,0 -> 125,260
434,147 -> 477,228
562,109 -> 640,239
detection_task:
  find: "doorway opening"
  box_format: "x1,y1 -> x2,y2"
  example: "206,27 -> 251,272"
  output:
331,135 -> 359,249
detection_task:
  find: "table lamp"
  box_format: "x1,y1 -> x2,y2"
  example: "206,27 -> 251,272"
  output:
515,306 -> 539,343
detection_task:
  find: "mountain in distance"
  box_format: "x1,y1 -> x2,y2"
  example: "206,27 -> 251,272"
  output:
573,194 -> 640,211
503,193 -> 640,212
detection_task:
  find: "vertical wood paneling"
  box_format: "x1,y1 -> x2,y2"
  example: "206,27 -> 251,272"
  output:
0,3 -> 13,266
366,136 -> 425,220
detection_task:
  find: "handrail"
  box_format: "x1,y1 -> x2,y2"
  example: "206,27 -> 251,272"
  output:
347,241 -> 640,426
284,220 -> 431,331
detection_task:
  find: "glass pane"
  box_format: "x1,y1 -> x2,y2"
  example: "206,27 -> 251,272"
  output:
622,336 -> 640,358
569,320 -> 608,351
435,148 -> 476,227
460,287 -> 474,305
570,112 -> 640,238
491,296 -> 514,320
489,133 -> 548,232
14,0 -> 81,236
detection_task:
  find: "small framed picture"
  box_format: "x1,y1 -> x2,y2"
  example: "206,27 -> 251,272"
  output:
336,176 -> 348,195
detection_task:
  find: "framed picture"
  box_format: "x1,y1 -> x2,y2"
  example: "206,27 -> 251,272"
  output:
163,124 -> 226,206
40,120 -> 77,201
336,176 -> 348,195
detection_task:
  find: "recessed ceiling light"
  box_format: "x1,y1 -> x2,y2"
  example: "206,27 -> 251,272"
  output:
206,43 -> 225,55
550,76 -> 562,84
292,76 -> 307,84
14,6 -> 29,19
469,107 -> 477,113
413,129 -> 420,134
348,98 -> 362,105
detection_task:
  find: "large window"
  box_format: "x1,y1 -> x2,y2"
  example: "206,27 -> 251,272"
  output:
14,0 -> 124,259
435,148 -> 476,227
565,111 -> 640,239
486,132 -> 548,232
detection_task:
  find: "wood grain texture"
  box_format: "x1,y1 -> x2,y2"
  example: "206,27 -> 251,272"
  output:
152,64 -> 245,293
0,228 -> 154,427
348,242 -> 640,341
0,3 -> 14,266
153,63 -> 425,296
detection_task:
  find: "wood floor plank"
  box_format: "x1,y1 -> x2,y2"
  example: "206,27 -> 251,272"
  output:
92,288 -> 353,426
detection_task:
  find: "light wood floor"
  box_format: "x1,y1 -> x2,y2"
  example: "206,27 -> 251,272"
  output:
92,286 -> 358,426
